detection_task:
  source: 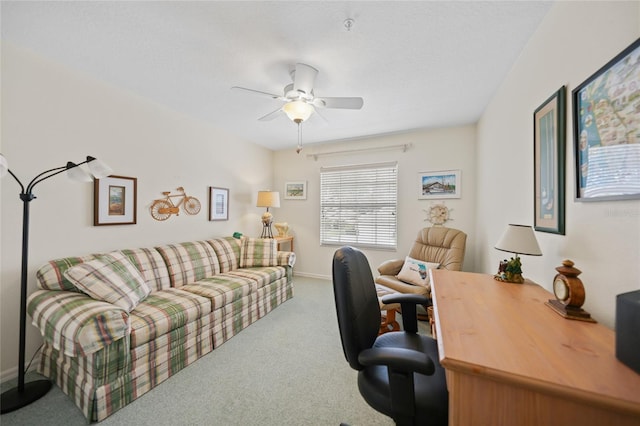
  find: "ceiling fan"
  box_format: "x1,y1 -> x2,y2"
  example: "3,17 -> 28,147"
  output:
232,63 -> 364,152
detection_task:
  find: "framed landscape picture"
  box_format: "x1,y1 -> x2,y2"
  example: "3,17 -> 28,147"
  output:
284,181 -> 307,200
209,187 -> 229,221
534,86 -> 566,235
418,170 -> 461,199
94,175 -> 137,226
572,37 -> 640,201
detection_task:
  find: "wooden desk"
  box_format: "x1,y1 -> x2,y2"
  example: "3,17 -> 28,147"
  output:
430,270 -> 640,426
274,235 -> 294,252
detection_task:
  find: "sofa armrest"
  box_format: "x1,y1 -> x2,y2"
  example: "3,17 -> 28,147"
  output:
277,251 -> 296,267
377,258 -> 404,276
28,290 -> 130,357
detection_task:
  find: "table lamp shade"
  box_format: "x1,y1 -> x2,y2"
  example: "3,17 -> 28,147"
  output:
256,191 -> 280,208
495,224 -> 542,256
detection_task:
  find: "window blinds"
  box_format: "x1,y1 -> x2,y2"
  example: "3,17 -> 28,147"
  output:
320,162 -> 397,250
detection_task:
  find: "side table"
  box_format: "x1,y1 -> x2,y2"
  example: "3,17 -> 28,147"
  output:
274,235 -> 294,252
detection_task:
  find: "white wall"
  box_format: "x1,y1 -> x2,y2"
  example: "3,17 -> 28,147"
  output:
476,1 -> 640,328
0,43 -> 274,378
273,125 -> 477,279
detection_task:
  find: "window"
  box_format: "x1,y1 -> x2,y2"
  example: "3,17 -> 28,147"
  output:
320,162 -> 397,250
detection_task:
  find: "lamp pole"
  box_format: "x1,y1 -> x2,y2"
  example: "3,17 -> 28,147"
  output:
0,156 -> 110,414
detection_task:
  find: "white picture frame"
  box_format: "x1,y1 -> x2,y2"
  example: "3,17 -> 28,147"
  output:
284,181 -> 307,200
418,170 -> 461,199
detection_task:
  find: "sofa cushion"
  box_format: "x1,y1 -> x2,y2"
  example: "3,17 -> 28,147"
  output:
27,290 -> 130,357
239,238 -> 278,268
226,266 -> 287,290
119,248 -> 172,292
36,254 -> 99,292
155,241 -> 221,288
64,252 -> 152,312
181,274 -> 257,310
396,256 -> 440,288
207,237 -> 241,273
129,288 -> 211,347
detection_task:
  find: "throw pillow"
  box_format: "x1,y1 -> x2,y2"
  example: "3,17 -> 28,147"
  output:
239,237 -> 278,268
63,252 -> 151,312
396,256 -> 440,288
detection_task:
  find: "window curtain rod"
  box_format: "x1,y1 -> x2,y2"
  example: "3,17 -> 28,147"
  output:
306,143 -> 412,161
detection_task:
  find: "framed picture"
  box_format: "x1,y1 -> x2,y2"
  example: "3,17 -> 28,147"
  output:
208,187 -> 229,221
572,37 -> 640,201
534,86 -> 566,235
94,175 -> 137,226
284,181 -> 307,200
418,170 -> 461,199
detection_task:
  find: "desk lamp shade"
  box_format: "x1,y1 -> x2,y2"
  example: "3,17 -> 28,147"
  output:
256,191 -> 280,238
495,224 -> 542,256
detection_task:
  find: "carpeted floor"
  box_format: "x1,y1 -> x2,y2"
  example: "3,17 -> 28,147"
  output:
1,276 -> 430,425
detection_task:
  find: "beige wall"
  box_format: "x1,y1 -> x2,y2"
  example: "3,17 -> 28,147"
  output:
0,43 -> 274,379
273,126 -> 477,279
476,1 -> 640,328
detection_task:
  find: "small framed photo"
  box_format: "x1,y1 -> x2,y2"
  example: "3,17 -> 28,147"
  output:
534,86 -> 566,235
418,170 -> 461,199
572,37 -> 640,201
94,175 -> 137,226
209,187 -> 229,221
284,181 -> 307,200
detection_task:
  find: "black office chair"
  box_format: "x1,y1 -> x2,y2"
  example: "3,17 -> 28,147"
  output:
332,246 -> 448,426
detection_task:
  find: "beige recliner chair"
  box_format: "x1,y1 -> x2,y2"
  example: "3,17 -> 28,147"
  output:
376,227 -> 467,303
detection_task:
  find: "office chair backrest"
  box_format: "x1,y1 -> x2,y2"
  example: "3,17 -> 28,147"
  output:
332,246 -> 381,371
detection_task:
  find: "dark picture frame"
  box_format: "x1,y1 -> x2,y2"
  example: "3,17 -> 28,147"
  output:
208,187 -> 229,221
94,175 -> 137,226
572,37 -> 640,201
534,86 -> 566,235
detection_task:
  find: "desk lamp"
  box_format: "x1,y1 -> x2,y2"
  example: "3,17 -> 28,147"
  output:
494,224 -> 542,283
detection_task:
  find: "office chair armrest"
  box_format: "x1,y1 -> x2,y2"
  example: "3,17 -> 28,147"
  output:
377,259 -> 404,275
381,293 -> 429,333
358,347 -> 436,376
381,293 -> 429,306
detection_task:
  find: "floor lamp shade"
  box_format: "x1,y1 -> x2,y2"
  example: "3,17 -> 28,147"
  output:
0,154 -> 111,414
256,191 -> 280,238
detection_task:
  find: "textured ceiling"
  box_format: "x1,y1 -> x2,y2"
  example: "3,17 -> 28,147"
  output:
1,1 -> 553,151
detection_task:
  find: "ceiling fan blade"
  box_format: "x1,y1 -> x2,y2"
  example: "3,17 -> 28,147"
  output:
314,97 -> 364,109
292,63 -> 318,96
258,108 -> 283,121
231,86 -> 285,100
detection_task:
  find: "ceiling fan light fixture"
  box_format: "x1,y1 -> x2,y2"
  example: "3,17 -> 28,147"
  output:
283,100 -> 314,123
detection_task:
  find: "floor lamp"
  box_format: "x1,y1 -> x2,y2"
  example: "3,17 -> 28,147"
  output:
0,154 -> 112,414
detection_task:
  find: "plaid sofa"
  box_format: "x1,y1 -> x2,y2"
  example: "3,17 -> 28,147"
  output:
26,237 -> 295,422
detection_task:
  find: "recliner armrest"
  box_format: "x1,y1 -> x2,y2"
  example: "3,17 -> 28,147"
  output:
377,259 -> 404,276
358,347 -> 436,376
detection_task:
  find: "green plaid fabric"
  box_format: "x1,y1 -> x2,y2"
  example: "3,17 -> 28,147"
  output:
129,288 -> 211,347
206,237 -> 241,272
239,238 -> 278,267
29,238 -> 294,422
63,252 -> 151,312
36,254 -> 99,292
119,247 -> 172,292
155,241 -> 221,288
27,290 -> 130,357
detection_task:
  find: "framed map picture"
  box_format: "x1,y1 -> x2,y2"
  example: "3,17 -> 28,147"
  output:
572,37 -> 640,201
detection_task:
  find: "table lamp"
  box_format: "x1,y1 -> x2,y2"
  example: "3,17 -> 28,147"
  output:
494,224 -> 542,283
256,190 -> 280,238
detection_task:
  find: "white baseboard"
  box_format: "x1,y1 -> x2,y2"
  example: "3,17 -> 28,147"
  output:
292,271 -> 331,281
1,365 -> 19,383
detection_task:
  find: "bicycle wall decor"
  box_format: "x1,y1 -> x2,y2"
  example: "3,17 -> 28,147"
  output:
150,187 -> 201,221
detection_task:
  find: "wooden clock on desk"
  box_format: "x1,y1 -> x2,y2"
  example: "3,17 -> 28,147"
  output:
545,259 -> 596,322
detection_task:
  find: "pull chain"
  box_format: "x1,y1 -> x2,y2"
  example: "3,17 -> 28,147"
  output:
296,121 -> 303,154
